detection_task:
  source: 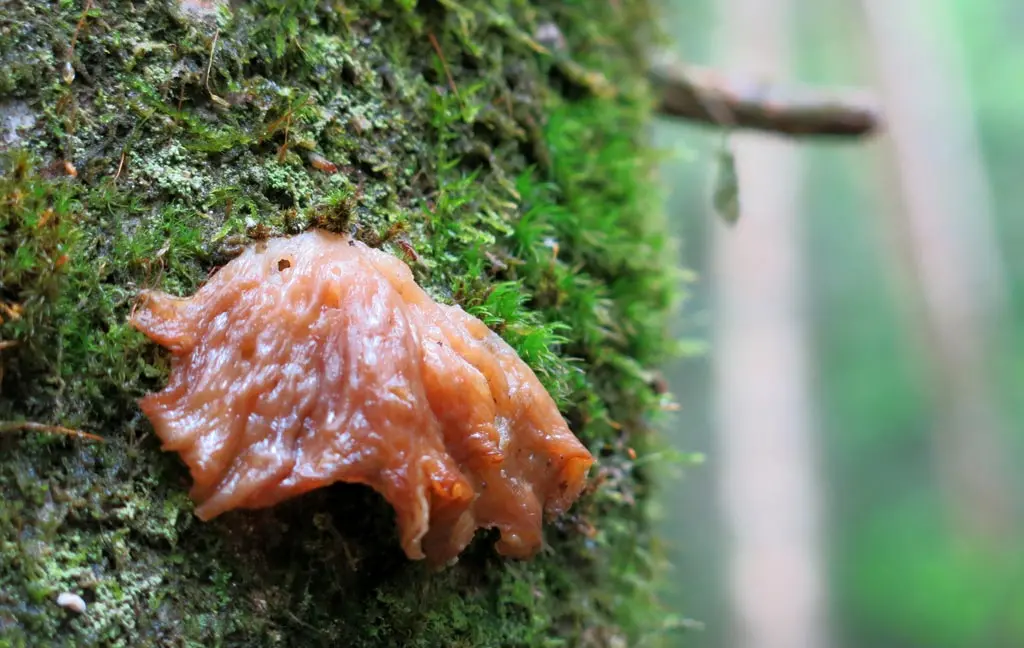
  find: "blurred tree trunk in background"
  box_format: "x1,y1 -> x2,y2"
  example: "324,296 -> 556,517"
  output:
859,0 -> 1015,543
713,1 -> 829,647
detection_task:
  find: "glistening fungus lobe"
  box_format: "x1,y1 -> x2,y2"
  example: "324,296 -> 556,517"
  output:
130,230 -> 594,565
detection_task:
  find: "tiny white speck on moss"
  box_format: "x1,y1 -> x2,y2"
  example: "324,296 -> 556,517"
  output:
56,592 -> 87,614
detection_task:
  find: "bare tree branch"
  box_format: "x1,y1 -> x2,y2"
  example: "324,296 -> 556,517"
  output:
650,54 -> 882,138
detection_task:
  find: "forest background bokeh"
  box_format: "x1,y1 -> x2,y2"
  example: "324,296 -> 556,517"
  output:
654,0 -> 1024,646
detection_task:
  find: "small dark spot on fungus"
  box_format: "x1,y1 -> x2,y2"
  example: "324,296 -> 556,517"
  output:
130,230 -> 594,565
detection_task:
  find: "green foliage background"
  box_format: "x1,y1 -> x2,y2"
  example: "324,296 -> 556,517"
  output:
656,1 -> 1024,647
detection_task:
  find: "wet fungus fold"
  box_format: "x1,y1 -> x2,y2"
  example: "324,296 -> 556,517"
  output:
130,230 -> 594,565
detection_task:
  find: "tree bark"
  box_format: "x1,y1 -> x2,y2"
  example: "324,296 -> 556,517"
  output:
860,0 -> 1015,543
713,1 -> 829,647
0,1 -> 679,645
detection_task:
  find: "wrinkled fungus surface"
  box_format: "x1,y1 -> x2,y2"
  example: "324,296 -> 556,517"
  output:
131,230 -> 594,565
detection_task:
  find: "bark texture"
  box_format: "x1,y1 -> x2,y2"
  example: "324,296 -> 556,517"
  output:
0,1 -> 681,646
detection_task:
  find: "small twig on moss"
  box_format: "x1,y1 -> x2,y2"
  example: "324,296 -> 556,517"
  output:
205,28 -> 219,94
479,11 -> 617,100
555,57 -> 617,99
262,105 -> 295,140
260,95 -> 310,156
114,149 -> 126,181
62,0 -> 95,84
277,113 -> 291,162
0,421 -> 105,442
69,0 -> 94,52
649,54 -> 882,138
427,32 -> 459,99
480,5 -> 549,55
205,29 -> 230,108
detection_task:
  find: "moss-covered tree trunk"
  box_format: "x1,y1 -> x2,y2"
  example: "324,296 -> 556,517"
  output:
0,1 -> 679,645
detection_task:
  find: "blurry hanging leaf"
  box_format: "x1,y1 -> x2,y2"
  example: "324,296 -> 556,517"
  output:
712,141 -> 740,226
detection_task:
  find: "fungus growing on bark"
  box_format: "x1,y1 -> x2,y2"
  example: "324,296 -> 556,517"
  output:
130,230 -> 594,565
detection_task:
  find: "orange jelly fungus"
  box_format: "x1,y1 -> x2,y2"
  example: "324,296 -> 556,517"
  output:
130,230 -> 594,565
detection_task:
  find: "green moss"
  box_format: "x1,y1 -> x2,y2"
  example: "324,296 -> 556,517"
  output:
0,154 -> 81,409
0,0 -> 689,645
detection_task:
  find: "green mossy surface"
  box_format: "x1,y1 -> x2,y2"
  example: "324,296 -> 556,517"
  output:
0,1 -> 686,645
